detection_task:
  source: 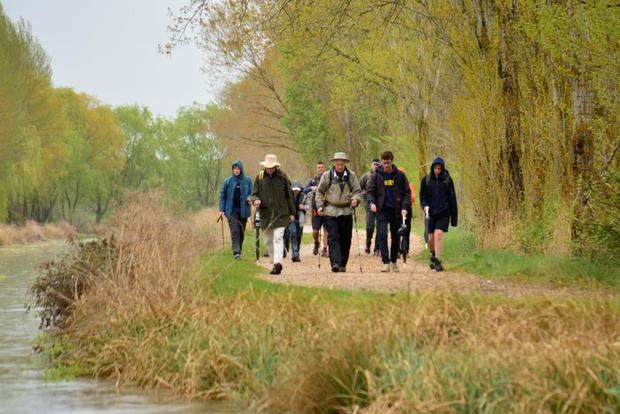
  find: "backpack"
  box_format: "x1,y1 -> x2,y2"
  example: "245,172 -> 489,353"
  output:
328,167 -> 353,193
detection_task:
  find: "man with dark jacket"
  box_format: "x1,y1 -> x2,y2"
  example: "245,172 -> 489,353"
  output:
303,161 -> 328,256
359,158 -> 381,255
366,151 -> 411,273
248,154 -> 296,275
218,160 -> 253,259
419,156 -> 458,272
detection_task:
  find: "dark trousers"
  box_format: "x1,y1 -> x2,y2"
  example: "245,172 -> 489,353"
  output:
227,212 -> 247,255
377,209 -> 401,264
364,204 -> 377,250
325,215 -> 353,268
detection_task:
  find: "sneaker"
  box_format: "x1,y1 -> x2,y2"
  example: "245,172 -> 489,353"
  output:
435,260 -> 444,272
234,253 -> 241,260
263,252 -> 270,258
429,257 -> 437,270
381,263 -> 390,273
339,266 -> 346,273
374,250 -> 381,257
331,265 -> 340,273
391,263 -> 399,273
365,246 -> 371,254
313,242 -> 320,256
269,263 -> 283,275
292,256 -> 301,263
321,248 -> 329,257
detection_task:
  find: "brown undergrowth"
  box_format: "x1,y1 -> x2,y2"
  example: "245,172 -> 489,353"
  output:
38,194 -> 620,413
0,220 -> 76,245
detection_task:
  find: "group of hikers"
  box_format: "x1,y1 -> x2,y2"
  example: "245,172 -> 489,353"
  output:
218,151 -> 458,275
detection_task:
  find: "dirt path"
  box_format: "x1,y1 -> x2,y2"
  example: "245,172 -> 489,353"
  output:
256,227 -> 615,299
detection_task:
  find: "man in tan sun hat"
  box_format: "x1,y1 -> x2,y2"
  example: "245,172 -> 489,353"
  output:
315,152 -> 362,273
248,154 -> 296,275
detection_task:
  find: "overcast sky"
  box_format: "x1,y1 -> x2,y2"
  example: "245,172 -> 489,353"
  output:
3,0 -> 219,117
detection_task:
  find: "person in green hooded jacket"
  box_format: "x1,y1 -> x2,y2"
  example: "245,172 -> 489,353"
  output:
248,154 -> 296,275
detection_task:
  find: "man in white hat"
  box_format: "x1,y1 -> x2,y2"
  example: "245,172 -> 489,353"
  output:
248,154 -> 296,275
315,152 -> 362,273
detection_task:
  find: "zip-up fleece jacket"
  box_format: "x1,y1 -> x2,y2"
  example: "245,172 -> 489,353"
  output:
315,167 -> 362,217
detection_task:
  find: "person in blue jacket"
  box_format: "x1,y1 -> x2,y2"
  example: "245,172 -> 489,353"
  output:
219,160 -> 253,259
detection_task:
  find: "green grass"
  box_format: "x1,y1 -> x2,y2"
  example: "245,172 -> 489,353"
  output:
414,224 -> 620,290
200,236 -> 384,305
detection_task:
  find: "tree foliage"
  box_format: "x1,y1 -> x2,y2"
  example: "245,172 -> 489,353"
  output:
171,0 -> 619,256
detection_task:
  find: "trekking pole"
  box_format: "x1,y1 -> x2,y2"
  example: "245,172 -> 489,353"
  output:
317,223 -> 322,270
216,215 -> 225,251
352,207 -> 363,273
399,215 -> 414,303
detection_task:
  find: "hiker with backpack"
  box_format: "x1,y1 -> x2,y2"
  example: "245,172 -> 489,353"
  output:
366,151 -> 412,273
359,158 -> 381,256
248,154 -> 297,275
315,152 -> 362,273
303,161 -> 329,257
218,160 -> 253,260
419,156 -> 458,272
284,180 -> 306,262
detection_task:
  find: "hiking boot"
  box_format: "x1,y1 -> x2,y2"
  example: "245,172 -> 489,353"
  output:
381,263 -> 390,273
339,266 -> 346,273
269,263 -> 283,275
321,248 -> 329,257
429,257 -> 437,270
331,265 -> 340,273
391,263 -> 400,273
313,242 -> 320,256
435,260 -> 444,272
292,256 -> 301,263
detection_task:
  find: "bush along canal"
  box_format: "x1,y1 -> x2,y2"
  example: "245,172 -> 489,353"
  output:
0,241 -> 234,414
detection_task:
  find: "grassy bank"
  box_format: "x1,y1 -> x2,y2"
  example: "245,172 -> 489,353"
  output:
412,223 -> 620,291
36,197 -> 620,413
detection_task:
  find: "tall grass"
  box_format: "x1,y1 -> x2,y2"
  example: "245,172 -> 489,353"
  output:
0,220 -> 76,245
41,195 -> 620,413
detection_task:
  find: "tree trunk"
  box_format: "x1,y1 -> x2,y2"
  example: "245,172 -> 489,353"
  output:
569,76 -> 594,252
498,1 -> 524,206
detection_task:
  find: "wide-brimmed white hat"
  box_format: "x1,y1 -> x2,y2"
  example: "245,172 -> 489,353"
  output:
330,152 -> 350,162
260,154 -> 280,168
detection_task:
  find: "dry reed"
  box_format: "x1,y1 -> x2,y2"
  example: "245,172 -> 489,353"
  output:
0,220 -> 76,246
50,194 -> 620,413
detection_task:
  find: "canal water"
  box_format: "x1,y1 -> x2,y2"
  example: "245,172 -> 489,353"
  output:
0,241 -> 236,414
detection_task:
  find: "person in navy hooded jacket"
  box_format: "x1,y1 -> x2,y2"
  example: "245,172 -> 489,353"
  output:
419,156 -> 458,271
219,160 -> 253,259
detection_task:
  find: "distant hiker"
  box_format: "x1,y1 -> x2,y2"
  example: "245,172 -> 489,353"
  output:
303,161 -> 329,257
315,152 -> 362,273
359,158 -> 381,255
398,166 -> 415,258
419,156 -> 458,272
248,154 -> 296,275
366,151 -> 412,273
284,180 -> 306,262
218,160 -> 253,260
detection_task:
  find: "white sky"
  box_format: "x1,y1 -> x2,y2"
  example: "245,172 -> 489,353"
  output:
3,0 -> 220,117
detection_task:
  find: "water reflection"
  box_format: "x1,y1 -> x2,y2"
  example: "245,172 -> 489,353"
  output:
0,242 -> 235,414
